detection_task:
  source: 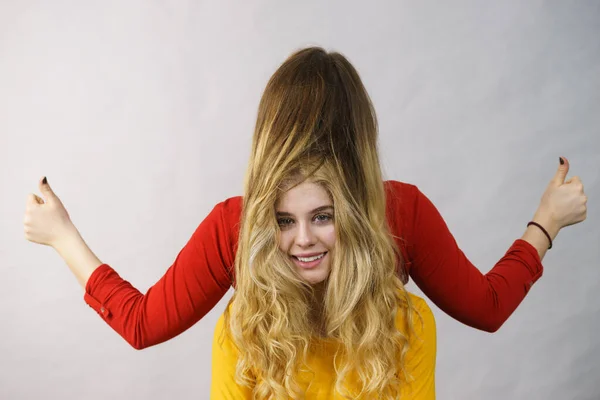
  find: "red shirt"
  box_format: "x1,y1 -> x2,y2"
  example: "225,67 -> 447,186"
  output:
84,180 -> 543,350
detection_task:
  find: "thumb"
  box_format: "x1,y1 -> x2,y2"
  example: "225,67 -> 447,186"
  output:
552,157 -> 569,186
39,176 -> 58,202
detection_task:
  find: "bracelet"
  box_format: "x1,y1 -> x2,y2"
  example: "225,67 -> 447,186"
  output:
527,221 -> 553,249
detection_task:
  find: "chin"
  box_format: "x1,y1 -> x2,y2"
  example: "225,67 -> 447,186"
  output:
298,271 -> 329,285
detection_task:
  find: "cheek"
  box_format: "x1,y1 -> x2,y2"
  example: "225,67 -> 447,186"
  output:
278,231 -> 292,253
323,227 -> 336,249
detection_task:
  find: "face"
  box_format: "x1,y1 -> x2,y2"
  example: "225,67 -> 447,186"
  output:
275,180 -> 336,285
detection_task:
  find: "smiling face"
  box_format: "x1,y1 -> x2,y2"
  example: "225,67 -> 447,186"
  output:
275,180 -> 336,285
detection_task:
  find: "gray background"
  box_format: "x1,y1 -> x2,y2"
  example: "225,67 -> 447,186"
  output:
1,1 -> 599,399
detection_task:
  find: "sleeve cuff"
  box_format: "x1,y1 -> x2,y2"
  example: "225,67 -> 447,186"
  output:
83,264 -> 116,319
511,239 -> 544,292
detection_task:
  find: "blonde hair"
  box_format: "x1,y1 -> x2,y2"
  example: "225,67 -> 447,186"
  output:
222,47 -> 414,399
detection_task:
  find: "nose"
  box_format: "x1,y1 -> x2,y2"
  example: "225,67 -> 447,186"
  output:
294,222 -> 316,247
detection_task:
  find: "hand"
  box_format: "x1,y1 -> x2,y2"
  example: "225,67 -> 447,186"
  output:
537,157 -> 588,230
24,177 -> 77,248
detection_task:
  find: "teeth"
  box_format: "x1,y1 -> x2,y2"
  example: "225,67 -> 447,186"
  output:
297,253 -> 325,262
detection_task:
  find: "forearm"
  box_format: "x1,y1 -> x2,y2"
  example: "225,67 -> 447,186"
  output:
54,229 -> 103,289
520,209 -> 560,262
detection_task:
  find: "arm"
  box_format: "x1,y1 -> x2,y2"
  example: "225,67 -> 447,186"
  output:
54,229 -> 104,289
400,294 -> 436,399
520,209 -> 560,261
57,198 -> 241,350
210,311 -> 253,399
397,183 -> 545,332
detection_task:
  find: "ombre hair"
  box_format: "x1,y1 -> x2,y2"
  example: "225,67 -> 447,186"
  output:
222,47 -> 414,399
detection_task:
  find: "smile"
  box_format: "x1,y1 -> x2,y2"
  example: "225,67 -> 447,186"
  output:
291,252 -> 327,269
295,253 -> 326,262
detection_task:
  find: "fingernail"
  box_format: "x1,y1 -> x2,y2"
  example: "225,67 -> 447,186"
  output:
42,177 -> 47,184
559,157 -> 564,165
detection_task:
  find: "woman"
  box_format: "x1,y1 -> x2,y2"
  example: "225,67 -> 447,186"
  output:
210,159 -> 437,397
207,72 -> 440,395
24,47 -> 587,390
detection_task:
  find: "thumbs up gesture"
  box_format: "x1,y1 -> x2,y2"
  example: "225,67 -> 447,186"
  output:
24,177 -> 77,248
537,157 -> 588,231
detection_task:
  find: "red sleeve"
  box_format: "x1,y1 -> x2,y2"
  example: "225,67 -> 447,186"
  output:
83,197 -> 242,349
385,180 -> 543,332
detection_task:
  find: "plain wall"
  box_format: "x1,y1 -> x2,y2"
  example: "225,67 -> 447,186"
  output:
1,1 -> 599,399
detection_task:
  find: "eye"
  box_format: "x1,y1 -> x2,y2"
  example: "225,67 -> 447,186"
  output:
277,217 -> 294,227
314,214 -> 332,223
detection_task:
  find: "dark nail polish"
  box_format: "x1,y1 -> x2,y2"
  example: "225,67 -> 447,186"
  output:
559,157 -> 564,165
42,177 -> 47,184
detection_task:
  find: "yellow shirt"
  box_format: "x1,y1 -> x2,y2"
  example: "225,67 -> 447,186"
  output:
210,293 -> 436,399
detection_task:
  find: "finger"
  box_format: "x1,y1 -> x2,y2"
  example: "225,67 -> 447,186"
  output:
553,156 -> 569,186
565,176 -> 583,192
38,176 -> 57,203
27,193 -> 44,205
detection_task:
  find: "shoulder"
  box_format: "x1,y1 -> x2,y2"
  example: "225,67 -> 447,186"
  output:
212,306 -> 235,353
213,195 -> 243,219
406,293 -> 436,355
187,196 -> 244,274
206,196 -> 243,243
382,180 -> 421,252
396,291 -> 436,337
406,293 -> 434,323
383,180 -> 420,208
198,196 -> 243,229
214,309 -> 226,330
383,180 -> 438,243
384,179 -> 418,196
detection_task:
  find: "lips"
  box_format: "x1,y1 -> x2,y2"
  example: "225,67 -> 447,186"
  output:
291,252 -> 327,269
293,252 -> 327,262
293,252 -> 327,259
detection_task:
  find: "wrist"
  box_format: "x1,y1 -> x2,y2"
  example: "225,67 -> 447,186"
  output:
52,226 -> 82,253
53,228 -> 103,289
532,210 -> 560,240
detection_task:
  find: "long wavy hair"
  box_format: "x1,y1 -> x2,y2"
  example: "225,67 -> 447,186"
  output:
222,47 -> 414,399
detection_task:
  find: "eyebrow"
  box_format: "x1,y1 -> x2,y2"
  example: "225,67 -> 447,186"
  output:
275,205 -> 334,216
